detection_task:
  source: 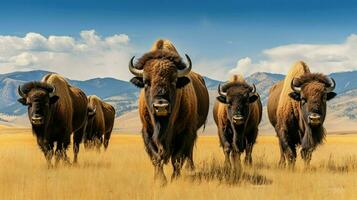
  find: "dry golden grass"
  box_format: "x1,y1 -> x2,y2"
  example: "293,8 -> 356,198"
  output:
1,128 -> 357,200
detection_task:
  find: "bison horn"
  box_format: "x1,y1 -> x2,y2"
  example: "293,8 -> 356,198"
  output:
49,85 -> 56,97
177,54 -> 192,77
128,56 -> 143,77
218,83 -> 227,97
326,77 -> 336,93
291,78 -> 301,93
18,85 -> 25,97
251,84 -> 256,93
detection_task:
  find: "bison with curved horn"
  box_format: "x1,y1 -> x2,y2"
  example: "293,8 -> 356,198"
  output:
213,75 -> 262,171
267,61 -> 337,167
129,39 -> 209,185
17,74 -> 89,166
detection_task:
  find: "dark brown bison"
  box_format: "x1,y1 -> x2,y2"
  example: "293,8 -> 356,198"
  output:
17,74 -> 88,166
128,39 -> 209,184
267,61 -> 336,166
83,95 -> 115,151
213,75 -> 262,170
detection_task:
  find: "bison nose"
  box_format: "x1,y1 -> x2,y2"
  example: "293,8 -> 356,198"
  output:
232,115 -> 245,125
153,99 -> 170,117
31,114 -> 44,125
308,113 -> 321,126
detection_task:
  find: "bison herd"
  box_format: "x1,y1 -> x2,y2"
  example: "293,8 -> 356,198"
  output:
17,39 -> 337,185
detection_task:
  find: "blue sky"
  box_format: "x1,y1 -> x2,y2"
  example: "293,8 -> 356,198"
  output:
0,0 -> 357,80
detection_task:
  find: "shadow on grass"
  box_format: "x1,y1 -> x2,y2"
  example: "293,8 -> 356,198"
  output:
186,159 -> 272,185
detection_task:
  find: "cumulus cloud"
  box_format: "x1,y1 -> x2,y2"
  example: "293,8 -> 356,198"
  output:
0,30 -> 133,80
230,34 -> 357,76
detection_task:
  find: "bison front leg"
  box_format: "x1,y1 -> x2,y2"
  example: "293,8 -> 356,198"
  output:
153,160 -> 167,186
55,132 -> 71,166
277,128 -> 296,168
244,129 -> 258,166
37,137 -> 54,168
184,130 -> 197,172
94,134 -> 103,153
229,151 -> 242,176
301,148 -> 313,166
219,126 -> 232,167
73,127 -> 84,164
103,130 -> 112,150
244,142 -> 253,166
171,155 -> 184,180
142,129 -> 167,186
278,140 -> 286,167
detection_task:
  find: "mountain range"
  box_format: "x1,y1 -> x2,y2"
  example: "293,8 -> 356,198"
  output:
0,70 -> 356,133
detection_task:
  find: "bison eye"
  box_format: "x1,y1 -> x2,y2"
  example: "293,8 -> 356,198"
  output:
144,79 -> 151,87
301,98 -> 307,105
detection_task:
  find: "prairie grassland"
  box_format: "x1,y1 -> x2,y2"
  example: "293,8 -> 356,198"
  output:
1,128 -> 357,200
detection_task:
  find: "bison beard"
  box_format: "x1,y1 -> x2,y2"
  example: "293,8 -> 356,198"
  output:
152,116 -> 171,160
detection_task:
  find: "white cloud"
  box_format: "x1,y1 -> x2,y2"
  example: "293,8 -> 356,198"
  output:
0,30 -> 133,80
230,34 -> 357,76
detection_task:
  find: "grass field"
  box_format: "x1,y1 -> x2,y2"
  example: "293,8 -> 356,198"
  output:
1,128 -> 357,200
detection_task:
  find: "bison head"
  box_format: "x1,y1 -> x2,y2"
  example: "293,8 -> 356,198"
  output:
217,82 -> 259,125
129,50 -> 192,117
289,73 -> 336,127
17,82 -> 59,126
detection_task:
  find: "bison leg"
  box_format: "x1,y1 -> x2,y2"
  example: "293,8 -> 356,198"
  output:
171,155 -> 184,180
142,128 -> 167,185
55,133 -> 71,166
224,148 -> 231,167
301,148 -> 313,166
277,128 -> 296,167
154,161 -> 167,186
244,143 -> 253,166
185,149 -> 195,171
278,140 -> 286,167
229,151 -> 241,171
219,126 -> 233,167
94,134 -> 103,153
229,151 -> 242,178
103,129 -> 112,150
37,137 -> 54,168
73,127 -> 84,164
184,130 -> 197,171
244,129 -> 258,166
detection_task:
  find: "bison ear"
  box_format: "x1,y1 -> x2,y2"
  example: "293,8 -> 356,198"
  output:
249,93 -> 259,103
130,77 -> 144,88
326,92 -> 337,100
176,77 -> 190,88
50,95 -> 59,104
216,96 -> 227,104
289,92 -> 301,101
17,98 -> 27,106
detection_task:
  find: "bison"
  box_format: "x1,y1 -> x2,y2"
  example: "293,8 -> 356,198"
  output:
213,75 -> 262,170
267,61 -> 336,167
17,74 -> 88,166
128,39 -> 209,184
83,95 -> 115,151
